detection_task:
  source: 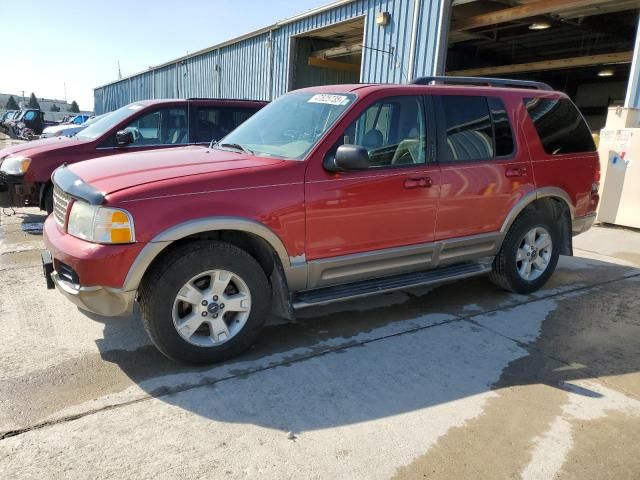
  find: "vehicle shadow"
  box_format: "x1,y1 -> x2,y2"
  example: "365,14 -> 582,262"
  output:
86,254 -> 640,433
0,208 -> 46,235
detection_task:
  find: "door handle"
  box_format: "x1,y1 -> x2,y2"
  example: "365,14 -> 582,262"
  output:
505,166 -> 527,178
403,176 -> 433,189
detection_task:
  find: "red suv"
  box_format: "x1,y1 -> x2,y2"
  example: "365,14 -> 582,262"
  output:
42,77 -> 600,364
0,98 -> 266,212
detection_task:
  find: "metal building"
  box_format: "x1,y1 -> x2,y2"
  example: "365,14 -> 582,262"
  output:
94,0 -> 640,124
94,0 -> 449,114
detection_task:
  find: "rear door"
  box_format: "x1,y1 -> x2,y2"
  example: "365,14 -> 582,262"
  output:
433,93 -> 534,240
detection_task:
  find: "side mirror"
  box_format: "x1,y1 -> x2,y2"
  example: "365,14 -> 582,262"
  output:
324,144 -> 369,172
115,130 -> 134,147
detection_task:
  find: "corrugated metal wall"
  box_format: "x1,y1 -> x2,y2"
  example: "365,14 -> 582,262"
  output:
94,0 -> 448,114
624,18 -> 640,108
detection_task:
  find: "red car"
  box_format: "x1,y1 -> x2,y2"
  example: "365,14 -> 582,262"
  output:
0,98 -> 266,212
42,77 -> 600,364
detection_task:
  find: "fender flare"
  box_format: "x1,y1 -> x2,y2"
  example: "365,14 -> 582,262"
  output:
500,187 -> 574,234
122,217 -> 306,292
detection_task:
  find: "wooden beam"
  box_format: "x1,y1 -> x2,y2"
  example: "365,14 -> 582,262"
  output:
446,51 -> 633,76
308,56 -> 360,73
310,43 -> 363,60
451,0 -> 618,32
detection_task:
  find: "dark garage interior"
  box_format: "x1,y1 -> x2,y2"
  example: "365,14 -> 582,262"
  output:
447,0 -> 639,130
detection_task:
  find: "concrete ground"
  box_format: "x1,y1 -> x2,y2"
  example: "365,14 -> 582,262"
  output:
0,201 -> 639,479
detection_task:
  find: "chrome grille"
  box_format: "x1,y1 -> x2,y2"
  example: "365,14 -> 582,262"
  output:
53,186 -> 70,227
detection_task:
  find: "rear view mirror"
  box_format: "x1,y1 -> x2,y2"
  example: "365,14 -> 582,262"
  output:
115,130 -> 134,147
324,144 -> 369,172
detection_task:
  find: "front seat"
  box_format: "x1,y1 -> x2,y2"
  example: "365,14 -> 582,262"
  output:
392,127 -> 422,165
165,115 -> 187,144
362,129 -> 383,150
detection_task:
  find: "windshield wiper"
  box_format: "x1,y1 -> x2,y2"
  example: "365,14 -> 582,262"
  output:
217,143 -> 253,155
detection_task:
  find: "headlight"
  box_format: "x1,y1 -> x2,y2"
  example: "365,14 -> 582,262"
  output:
0,156 -> 32,175
67,202 -> 135,244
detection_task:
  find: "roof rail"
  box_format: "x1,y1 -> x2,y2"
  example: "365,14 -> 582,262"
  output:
186,97 -> 267,102
411,76 -> 553,91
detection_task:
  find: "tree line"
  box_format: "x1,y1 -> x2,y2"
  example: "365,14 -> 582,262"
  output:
4,93 -> 80,113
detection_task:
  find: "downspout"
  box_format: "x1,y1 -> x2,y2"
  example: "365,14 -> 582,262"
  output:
624,17 -> 640,108
432,0 -> 452,76
407,0 -> 422,81
176,62 -> 180,98
268,30 -> 275,101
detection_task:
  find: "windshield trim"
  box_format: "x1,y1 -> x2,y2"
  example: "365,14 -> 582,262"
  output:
216,91 -> 358,162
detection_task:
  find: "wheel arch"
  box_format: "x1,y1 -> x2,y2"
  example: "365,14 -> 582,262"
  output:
123,217 -> 305,294
500,188 -> 574,256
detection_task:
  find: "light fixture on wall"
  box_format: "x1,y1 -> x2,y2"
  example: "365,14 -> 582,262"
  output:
529,21 -> 551,30
376,11 -> 390,26
598,69 -> 615,77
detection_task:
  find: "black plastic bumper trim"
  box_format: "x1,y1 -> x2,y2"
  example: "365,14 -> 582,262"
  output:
52,164 -> 104,205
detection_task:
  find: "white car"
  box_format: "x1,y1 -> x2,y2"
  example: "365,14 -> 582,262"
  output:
41,114 -> 102,138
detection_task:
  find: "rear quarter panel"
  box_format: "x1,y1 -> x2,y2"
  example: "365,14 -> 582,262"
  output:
520,94 -> 599,217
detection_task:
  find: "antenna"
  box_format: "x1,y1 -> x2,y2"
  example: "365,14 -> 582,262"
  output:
118,60 -> 123,80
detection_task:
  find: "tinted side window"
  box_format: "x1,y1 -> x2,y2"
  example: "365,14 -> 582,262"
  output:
339,96 -> 426,168
194,107 -> 258,143
524,97 -> 595,155
488,97 -> 514,157
440,96 -> 494,161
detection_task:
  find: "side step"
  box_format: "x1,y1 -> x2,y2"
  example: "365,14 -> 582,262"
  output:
292,262 -> 491,309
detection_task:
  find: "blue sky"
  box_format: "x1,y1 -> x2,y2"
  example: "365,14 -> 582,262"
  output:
0,0 -> 330,111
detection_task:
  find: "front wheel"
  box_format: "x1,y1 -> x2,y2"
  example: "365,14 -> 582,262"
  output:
139,241 -> 271,364
490,209 -> 560,294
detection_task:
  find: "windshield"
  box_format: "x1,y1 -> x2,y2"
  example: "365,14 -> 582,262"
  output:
75,104 -> 145,140
218,92 -> 356,160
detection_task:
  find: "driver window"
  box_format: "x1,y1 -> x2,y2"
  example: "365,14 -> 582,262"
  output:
122,108 -> 188,146
341,96 -> 426,168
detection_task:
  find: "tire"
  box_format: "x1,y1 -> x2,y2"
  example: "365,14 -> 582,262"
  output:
139,240 -> 271,364
44,184 -> 54,214
490,208 -> 560,294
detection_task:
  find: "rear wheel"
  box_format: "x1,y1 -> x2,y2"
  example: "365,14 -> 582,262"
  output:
139,241 -> 271,364
490,209 -> 560,294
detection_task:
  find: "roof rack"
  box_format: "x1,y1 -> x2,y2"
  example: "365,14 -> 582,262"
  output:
411,76 -> 553,91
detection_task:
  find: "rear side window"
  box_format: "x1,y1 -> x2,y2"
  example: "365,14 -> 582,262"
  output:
524,97 -> 595,155
194,107 -> 259,143
439,96 -> 494,162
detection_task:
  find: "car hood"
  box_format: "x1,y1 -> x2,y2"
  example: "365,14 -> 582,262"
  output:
68,145 -> 285,196
0,136 -> 86,159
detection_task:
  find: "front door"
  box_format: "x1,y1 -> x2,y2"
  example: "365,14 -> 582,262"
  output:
304,94 -> 440,287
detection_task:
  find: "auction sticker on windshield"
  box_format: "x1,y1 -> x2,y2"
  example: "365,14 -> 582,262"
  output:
308,94 -> 351,106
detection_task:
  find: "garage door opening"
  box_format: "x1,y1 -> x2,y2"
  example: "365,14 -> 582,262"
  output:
289,17 -> 364,91
446,0 -> 639,130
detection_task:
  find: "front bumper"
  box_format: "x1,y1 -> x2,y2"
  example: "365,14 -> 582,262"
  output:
45,256 -> 136,316
43,215 -> 145,317
572,213 -> 597,236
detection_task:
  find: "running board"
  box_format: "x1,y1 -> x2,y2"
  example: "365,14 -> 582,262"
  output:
292,262 -> 491,309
